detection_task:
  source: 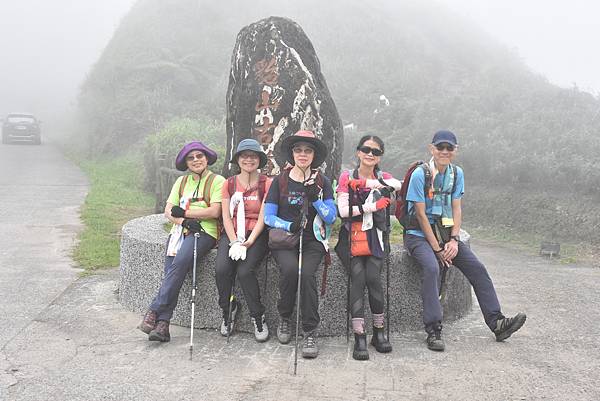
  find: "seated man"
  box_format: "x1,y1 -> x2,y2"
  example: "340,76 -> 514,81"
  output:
403,130 -> 526,351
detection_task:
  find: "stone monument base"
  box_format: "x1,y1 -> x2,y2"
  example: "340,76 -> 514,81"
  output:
119,214 -> 472,336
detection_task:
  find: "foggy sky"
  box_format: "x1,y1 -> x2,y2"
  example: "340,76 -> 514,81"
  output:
1,0 -> 598,134
438,0 -> 600,95
0,0 -> 135,129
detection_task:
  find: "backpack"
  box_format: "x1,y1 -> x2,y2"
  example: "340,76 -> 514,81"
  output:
178,172 -> 222,242
226,174 -> 268,201
395,161 -> 456,231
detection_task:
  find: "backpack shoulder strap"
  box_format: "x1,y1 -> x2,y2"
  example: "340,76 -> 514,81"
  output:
227,176 -> 236,197
178,175 -> 189,200
203,172 -> 215,206
278,169 -> 290,197
258,174 -> 267,201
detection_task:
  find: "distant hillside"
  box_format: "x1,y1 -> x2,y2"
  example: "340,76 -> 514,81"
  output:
77,0 -> 600,245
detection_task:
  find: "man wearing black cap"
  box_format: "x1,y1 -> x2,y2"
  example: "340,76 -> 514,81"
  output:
403,130 -> 526,351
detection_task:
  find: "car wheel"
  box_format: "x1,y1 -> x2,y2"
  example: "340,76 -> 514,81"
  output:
33,135 -> 41,145
1,134 -> 8,145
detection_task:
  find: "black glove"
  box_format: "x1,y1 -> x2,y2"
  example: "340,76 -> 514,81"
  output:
182,218 -> 202,233
171,205 -> 186,218
289,214 -> 303,233
379,186 -> 394,198
304,183 -> 321,203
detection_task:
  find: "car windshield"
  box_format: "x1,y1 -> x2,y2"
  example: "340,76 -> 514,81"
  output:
7,115 -> 35,123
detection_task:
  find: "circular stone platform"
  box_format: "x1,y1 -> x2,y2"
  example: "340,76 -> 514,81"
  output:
119,214 -> 472,336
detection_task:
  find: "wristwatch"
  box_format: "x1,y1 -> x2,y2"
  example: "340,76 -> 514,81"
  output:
450,235 -> 460,242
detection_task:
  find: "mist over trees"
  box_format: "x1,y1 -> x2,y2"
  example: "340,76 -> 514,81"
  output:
76,0 -> 600,243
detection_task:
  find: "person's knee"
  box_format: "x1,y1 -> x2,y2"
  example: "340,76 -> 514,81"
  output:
237,265 -> 253,281
421,262 -> 439,281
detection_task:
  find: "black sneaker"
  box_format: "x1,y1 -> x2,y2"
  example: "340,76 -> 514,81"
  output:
426,326 -> 445,352
494,313 -> 526,342
302,331 -> 319,358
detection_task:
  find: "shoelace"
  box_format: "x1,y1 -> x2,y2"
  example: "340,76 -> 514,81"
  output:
305,335 -> 316,347
279,320 -> 290,334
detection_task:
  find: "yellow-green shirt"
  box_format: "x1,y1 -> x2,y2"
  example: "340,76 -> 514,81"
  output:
168,172 -> 225,239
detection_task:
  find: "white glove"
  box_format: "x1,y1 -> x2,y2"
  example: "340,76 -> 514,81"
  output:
229,241 -> 245,261
238,244 -> 247,261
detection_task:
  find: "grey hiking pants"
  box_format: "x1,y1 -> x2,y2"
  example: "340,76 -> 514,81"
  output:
404,234 -> 502,332
149,232 -> 216,322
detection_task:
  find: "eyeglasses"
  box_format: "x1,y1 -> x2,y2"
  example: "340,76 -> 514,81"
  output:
358,145 -> 383,156
435,143 -> 455,152
292,147 -> 314,155
186,152 -> 206,162
238,152 -> 259,160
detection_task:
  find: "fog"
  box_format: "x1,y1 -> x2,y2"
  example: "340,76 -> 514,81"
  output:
437,0 -> 600,94
0,0 -> 135,134
1,0 -> 599,137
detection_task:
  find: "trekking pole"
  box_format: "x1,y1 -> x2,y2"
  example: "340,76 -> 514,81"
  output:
384,203 -> 391,340
226,275 -> 236,344
346,186 -> 354,344
189,232 -> 200,360
293,211 -> 307,376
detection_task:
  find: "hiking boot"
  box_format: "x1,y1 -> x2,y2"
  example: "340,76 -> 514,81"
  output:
148,320 -> 170,342
494,313 -> 527,342
252,315 -> 269,342
353,333 -> 369,361
302,331 -> 319,359
426,326 -> 445,352
371,326 -> 392,353
277,318 -> 292,344
220,300 -> 239,337
137,310 -> 157,334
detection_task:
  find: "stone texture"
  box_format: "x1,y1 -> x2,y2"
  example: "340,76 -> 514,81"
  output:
119,214 -> 472,336
224,16 -> 343,178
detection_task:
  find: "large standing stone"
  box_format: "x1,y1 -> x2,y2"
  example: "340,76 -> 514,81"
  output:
224,16 -> 343,178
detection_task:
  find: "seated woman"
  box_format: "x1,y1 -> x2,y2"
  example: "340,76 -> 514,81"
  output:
336,135 -> 401,360
264,130 -> 336,359
215,139 -> 272,342
138,142 -> 225,342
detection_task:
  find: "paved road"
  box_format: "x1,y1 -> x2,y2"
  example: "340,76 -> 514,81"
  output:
1,142 -> 599,400
0,141 -> 88,398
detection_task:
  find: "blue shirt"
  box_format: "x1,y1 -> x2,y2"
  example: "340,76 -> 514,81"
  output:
405,165 -> 464,237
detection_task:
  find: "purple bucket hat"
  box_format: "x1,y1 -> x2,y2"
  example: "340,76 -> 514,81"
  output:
175,141 -> 218,171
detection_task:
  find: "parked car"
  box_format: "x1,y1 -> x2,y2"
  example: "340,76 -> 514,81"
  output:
1,113 -> 41,145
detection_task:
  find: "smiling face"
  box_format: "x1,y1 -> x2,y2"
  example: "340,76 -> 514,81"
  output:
429,142 -> 457,170
292,141 -> 315,169
185,150 -> 208,175
236,150 -> 260,174
356,138 -> 383,170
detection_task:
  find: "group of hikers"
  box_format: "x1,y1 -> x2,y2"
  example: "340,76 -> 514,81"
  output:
137,129 -> 526,361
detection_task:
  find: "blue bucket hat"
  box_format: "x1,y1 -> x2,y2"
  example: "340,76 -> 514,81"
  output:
230,138 -> 268,169
431,130 -> 458,146
175,141 -> 218,171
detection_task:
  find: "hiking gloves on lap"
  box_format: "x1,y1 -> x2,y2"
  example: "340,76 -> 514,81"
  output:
182,218 -> 202,233
171,205 -> 186,218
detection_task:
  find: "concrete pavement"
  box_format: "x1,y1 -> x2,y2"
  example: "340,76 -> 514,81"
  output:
1,141 -> 599,401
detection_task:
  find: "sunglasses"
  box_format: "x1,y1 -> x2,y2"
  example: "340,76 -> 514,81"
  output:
186,152 -> 206,162
358,145 -> 383,156
435,143 -> 455,152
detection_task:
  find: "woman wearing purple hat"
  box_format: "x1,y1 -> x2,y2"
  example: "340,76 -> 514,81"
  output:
263,130 -> 337,359
215,139 -> 272,342
138,141 -> 225,342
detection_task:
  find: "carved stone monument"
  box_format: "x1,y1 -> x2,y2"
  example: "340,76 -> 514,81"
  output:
224,16 -> 343,178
